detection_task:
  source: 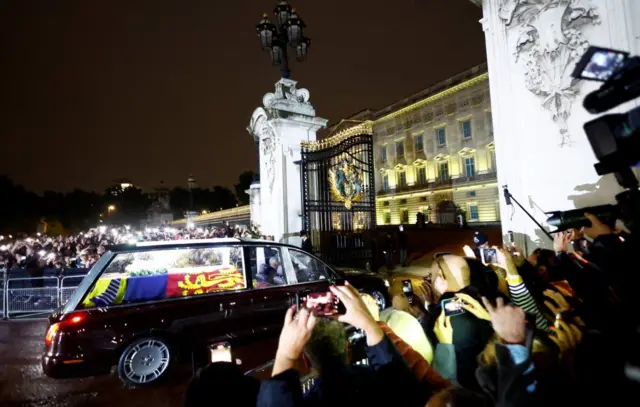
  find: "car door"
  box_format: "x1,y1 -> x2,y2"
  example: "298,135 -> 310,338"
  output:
284,248 -> 337,305
247,245 -> 293,341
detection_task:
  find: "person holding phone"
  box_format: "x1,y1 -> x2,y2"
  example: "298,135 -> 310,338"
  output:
259,281 -> 423,407
427,254 -> 496,390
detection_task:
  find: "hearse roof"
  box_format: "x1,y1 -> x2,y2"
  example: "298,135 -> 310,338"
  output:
107,238 -> 297,252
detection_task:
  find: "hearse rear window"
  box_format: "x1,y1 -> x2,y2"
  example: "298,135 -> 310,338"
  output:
79,246 -> 245,309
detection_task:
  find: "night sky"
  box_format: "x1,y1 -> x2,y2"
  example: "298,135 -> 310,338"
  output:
0,0 -> 485,193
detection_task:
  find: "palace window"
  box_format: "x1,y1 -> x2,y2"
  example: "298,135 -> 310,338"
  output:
398,171 -> 407,188
401,209 -> 409,224
396,140 -> 405,158
417,166 -> 427,185
383,211 -> 391,224
380,146 -> 387,163
462,120 -> 472,139
383,174 -> 389,191
439,162 -> 449,180
437,127 -> 446,146
469,205 -> 479,221
415,135 -> 424,152
464,157 -> 475,177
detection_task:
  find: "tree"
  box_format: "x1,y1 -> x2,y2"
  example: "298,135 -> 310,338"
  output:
234,170 -> 255,206
211,186 -> 237,211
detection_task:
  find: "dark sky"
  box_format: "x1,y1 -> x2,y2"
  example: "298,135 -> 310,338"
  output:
0,0 -> 485,193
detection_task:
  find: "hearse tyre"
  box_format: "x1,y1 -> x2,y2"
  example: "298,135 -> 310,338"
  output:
117,336 -> 174,387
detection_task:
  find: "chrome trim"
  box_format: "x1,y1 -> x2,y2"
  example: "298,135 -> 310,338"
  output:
61,252 -> 115,314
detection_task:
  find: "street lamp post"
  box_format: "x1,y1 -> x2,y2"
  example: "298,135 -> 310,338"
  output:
256,1 -> 311,79
187,175 -> 196,222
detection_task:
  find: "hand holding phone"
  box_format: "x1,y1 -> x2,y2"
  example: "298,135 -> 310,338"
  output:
302,291 -> 344,316
442,297 -> 466,317
401,279 -> 414,305
479,248 -> 498,265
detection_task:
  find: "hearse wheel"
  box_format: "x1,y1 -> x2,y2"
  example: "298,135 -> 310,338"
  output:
369,290 -> 387,310
117,336 -> 173,386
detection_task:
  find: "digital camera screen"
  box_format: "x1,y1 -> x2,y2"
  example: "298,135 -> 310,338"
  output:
579,49 -> 627,82
480,248 -> 498,265
303,291 -> 340,316
442,297 -> 466,317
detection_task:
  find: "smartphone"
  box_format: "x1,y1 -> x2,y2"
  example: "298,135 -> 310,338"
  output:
302,291 -> 344,316
209,342 -> 232,363
479,248 -> 498,264
508,230 -> 514,244
401,279 -> 414,304
442,297 -> 466,317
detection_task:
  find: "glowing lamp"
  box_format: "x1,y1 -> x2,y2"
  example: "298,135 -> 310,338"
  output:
270,43 -> 284,65
296,37 -> 310,61
256,14 -> 277,50
285,9 -> 305,46
273,0 -> 292,27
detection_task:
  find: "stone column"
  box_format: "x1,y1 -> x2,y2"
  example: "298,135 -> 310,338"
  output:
246,183 -> 262,230
247,78 -> 328,243
471,0 -> 640,251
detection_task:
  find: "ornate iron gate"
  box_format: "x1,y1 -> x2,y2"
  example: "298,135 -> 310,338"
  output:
301,128 -> 376,267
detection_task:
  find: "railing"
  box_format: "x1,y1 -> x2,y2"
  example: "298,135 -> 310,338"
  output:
172,205 -> 251,227
0,268 -> 89,320
377,171 -> 498,196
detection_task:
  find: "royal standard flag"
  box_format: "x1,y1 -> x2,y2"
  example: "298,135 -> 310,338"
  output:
83,277 -> 127,308
166,267 -> 245,298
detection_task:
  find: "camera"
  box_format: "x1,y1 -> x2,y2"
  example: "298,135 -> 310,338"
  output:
546,46 -> 640,233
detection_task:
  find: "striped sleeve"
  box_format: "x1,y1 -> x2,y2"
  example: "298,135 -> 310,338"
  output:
507,276 -> 550,332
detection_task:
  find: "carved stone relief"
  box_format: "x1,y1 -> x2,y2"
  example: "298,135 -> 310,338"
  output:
499,0 -> 600,146
262,78 -> 313,116
256,116 -> 278,193
472,93 -> 484,106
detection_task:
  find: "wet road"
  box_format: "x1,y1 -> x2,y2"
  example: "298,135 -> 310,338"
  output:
0,320 -> 188,407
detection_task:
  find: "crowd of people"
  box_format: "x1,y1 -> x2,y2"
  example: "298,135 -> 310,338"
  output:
184,212 -> 638,407
0,223 -> 261,271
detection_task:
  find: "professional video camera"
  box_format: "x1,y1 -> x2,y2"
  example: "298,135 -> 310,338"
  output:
546,46 -> 640,233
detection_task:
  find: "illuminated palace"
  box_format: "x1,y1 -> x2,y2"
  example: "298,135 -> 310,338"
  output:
330,63 -> 499,226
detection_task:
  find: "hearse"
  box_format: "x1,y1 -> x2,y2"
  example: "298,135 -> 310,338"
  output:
42,238 -> 390,386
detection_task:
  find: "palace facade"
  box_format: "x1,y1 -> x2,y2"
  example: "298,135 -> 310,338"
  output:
330,63 -> 499,226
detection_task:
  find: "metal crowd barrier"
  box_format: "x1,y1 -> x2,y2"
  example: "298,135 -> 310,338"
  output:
1,272 -> 5,319
1,269 -> 88,320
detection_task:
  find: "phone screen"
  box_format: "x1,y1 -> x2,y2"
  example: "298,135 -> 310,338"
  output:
302,291 -> 343,316
442,297 -> 466,317
480,248 -> 498,264
402,279 -> 414,305
209,342 -> 232,363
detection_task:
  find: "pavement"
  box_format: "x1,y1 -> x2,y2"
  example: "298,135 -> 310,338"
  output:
0,320 -> 187,407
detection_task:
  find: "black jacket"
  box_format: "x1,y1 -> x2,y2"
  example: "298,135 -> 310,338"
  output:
475,330 -> 538,407
256,335 -> 422,407
301,238 -> 312,254
424,287 -> 495,391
